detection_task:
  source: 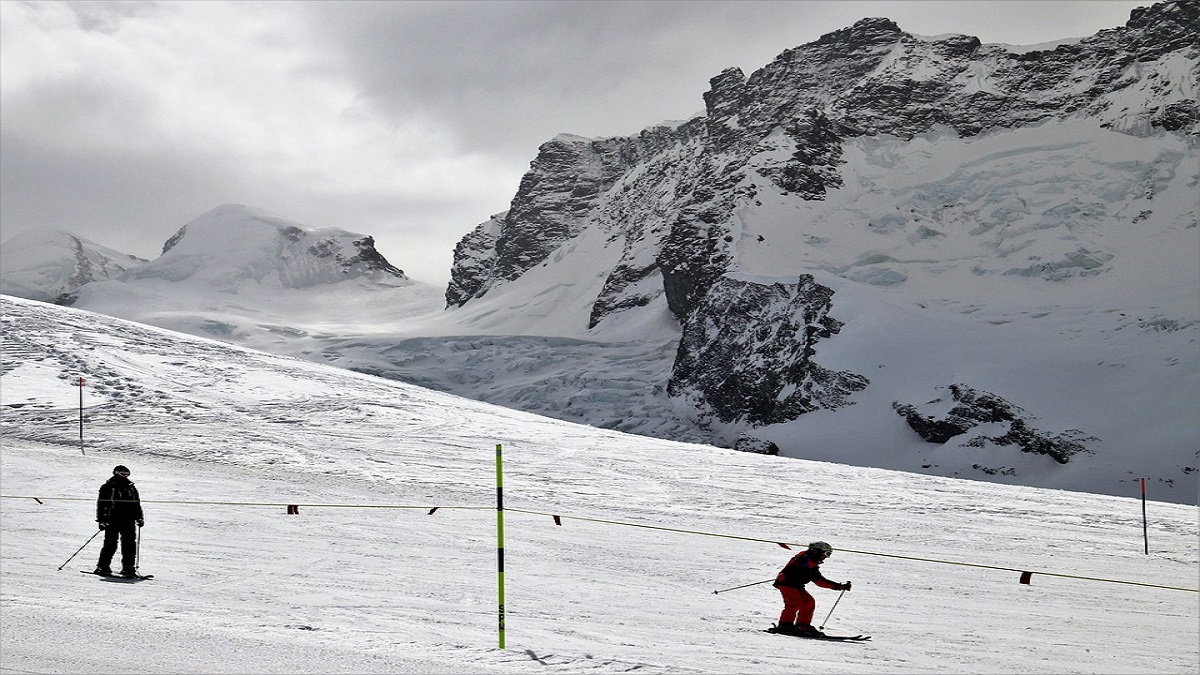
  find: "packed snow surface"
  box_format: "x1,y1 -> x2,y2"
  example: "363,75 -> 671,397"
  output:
1,296 -> 1197,674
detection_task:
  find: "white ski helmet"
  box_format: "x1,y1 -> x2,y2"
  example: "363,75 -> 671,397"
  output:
807,541 -> 833,556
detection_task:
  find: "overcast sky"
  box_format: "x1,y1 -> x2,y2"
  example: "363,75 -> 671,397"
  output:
1,1 -> 1150,285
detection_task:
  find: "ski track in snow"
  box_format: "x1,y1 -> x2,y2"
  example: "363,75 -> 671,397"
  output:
1,296 -> 1197,674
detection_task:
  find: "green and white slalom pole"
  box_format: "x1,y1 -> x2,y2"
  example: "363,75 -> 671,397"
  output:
496,443 -> 506,649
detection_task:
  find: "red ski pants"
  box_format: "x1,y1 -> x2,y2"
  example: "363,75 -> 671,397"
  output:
778,585 -> 815,626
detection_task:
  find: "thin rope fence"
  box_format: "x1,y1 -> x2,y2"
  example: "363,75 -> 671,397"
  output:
4,494 -> 1196,594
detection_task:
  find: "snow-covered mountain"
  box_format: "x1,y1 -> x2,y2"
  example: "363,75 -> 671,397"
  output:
0,229 -> 146,303
125,203 -> 411,290
1,3 -> 1197,503
2,295 -> 1197,673
438,2 -> 1199,499
10,204 -> 448,348
448,1 -> 1199,317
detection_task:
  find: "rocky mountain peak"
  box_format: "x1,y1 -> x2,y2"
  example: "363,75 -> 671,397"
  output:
437,2 -> 1197,482
450,2 -> 1197,323
1127,0 -> 1198,52
816,16 -> 904,49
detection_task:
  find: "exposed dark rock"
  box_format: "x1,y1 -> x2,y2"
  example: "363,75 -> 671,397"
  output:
162,226 -> 187,255
1151,100 -> 1200,131
447,123 -> 709,309
669,275 -> 868,428
346,236 -> 406,277
893,384 -> 1097,464
734,434 -> 780,455
446,215 -> 501,307
756,108 -> 845,199
891,403 -> 974,444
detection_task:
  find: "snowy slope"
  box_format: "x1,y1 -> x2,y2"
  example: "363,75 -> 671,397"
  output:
1,296 -> 1197,674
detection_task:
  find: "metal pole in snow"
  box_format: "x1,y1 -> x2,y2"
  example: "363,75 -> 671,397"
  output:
496,443 -> 506,649
1141,478 -> 1149,555
78,377 -> 85,455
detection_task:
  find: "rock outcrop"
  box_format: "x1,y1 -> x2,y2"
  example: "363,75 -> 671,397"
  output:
669,275 -> 868,434
892,384 -> 1097,464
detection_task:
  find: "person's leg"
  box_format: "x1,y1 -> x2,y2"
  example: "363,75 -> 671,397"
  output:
778,586 -> 810,628
96,526 -> 119,572
791,588 -> 825,634
118,522 -> 137,573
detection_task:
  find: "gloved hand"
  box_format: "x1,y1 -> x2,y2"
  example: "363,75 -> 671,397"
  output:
98,522 -> 108,530
838,581 -> 852,591
136,519 -> 144,527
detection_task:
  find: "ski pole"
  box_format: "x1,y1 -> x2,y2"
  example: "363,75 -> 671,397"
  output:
819,589 -> 846,630
136,523 -> 141,571
712,578 -> 774,595
58,529 -> 103,571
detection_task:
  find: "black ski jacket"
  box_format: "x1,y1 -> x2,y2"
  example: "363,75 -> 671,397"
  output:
96,476 -> 143,523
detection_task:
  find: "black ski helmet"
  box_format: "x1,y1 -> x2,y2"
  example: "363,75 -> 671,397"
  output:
112,465 -> 130,475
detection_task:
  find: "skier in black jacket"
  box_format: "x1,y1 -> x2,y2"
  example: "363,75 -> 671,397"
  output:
94,465 -> 144,577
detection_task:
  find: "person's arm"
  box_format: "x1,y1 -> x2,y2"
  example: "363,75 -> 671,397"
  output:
97,483 -> 112,524
132,485 -> 144,523
812,573 -> 839,590
812,566 -> 848,590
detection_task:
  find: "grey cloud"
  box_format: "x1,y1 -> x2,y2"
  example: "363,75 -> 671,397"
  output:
0,132 -> 245,259
63,1 -> 166,34
298,1 -> 787,157
1,0 -> 1148,286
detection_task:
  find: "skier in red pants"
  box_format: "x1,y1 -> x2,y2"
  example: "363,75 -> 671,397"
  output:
772,541 -> 851,636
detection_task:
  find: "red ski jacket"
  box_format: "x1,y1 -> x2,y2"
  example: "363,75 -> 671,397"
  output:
774,551 -> 838,590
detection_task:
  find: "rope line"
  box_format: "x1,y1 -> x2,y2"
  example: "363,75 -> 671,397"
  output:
0,495 -> 490,510
4,495 -> 1195,593
505,508 -> 1199,594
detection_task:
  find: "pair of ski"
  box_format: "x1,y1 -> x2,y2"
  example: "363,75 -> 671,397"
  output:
765,625 -> 871,642
81,570 -> 154,581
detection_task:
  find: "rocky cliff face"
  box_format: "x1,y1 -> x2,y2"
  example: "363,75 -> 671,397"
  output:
446,121 -> 709,314
445,1 -> 1198,441
668,275 -> 868,435
452,1 -> 1197,317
